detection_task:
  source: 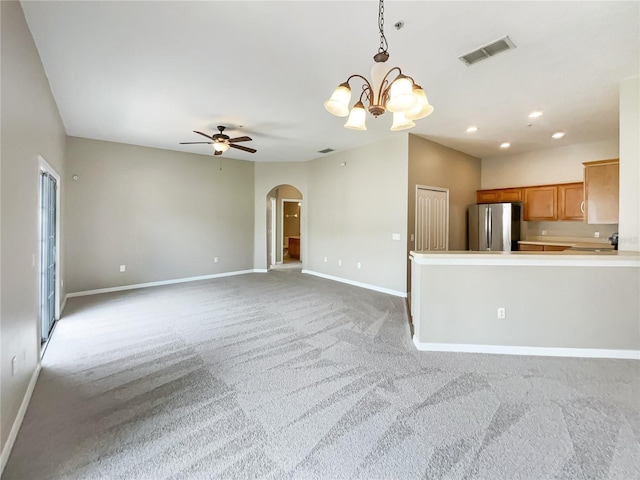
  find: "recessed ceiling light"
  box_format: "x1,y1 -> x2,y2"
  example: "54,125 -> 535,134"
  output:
466,126 -> 478,133
528,110 -> 543,118
500,142 -> 511,149
552,131 -> 565,139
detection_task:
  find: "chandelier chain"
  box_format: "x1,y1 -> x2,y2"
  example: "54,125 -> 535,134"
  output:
378,0 -> 388,54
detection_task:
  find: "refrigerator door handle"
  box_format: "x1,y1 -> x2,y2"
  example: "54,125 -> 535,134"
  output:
486,207 -> 492,250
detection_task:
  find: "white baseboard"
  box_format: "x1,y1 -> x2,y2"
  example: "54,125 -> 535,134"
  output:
253,268 -> 268,273
0,363 -> 42,475
67,269 -> 258,298
412,336 -> 640,360
302,270 -> 407,298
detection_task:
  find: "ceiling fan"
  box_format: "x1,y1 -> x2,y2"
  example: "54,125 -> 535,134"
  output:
179,126 -> 256,155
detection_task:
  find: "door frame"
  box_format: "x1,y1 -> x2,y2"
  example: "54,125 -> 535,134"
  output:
415,185 -> 450,251
269,197 -> 276,268
281,198 -> 302,262
38,156 -> 61,346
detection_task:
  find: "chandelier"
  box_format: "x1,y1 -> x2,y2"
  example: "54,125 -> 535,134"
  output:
324,0 -> 433,131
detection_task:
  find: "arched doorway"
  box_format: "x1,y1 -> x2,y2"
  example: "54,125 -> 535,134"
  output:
266,184 -> 303,270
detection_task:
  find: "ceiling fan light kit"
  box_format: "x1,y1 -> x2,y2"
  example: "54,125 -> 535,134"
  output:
324,0 -> 433,131
213,141 -> 230,152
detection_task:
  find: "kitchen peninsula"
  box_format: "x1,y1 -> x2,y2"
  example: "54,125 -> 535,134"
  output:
410,250 -> 640,359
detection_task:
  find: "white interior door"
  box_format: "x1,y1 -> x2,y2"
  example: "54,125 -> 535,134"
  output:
415,186 -> 449,251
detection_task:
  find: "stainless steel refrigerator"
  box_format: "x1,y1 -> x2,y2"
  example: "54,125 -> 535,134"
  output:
468,203 -> 522,251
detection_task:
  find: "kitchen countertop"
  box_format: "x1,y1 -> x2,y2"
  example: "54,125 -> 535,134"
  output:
410,250 -> 639,267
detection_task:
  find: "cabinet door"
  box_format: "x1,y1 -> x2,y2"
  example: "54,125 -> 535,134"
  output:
518,244 -> 544,251
543,245 -> 569,251
584,160 -> 619,224
500,188 -> 523,202
477,188 -> 523,204
558,183 -> 584,221
477,190 -> 501,203
524,186 -> 558,221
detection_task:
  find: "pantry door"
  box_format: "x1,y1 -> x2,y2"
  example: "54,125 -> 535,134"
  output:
415,186 -> 449,251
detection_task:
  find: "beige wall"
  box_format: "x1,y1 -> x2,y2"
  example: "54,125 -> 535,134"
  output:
412,262 -> 640,351
255,140 -> 409,294
481,139 -> 619,189
408,134 -> 482,252
1,0 -> 67,458
619,77 -> 640,251
306,136 -> 409,294
525,221 -> 618,243
65,137 -> 254,293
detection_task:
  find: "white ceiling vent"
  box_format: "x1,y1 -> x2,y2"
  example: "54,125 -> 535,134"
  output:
318,148 -> 335,154
459,36 -> 516,66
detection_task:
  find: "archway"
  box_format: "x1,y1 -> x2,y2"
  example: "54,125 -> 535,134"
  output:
266,184 -> 303,270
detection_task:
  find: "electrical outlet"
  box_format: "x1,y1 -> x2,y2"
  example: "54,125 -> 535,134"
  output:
357,262 -> 361,269
541,230 -> 547,236
392,233 -> 401,241
323,257 -> 328,263
497,308 -> 506,319
338,259 -> 342,266
11,356 -> 17,376
119,265 -> 126,272
594,231 -> 600,238
214,257 -> 219,263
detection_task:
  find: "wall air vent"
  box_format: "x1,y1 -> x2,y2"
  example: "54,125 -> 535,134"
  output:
318,148 -> 335,154
459,36 -> 516,66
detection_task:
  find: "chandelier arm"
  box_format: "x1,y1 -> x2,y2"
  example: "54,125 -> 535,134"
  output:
346,74 -> 374,92
345,74 -> 374,106
358,86 -> 370,105
377,66 -> 404,105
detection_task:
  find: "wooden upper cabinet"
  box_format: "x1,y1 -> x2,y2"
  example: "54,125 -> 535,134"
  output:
477,190 -> 501,203
583,159 -> 619,224
499,188 -> 523,202
523,185 -> 558,221
477,188 -> 522,204
558,182 -> 584,221
478,182 -> 586,222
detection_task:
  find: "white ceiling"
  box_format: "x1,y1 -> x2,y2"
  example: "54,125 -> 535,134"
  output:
21,1 -> 639,163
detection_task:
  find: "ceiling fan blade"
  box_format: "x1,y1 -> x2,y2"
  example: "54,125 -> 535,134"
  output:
194,130 -> 215,141
228,136 -> 252,143
180,141 -> 213,144
214,150 -> 223,156
230,144 -> 257,154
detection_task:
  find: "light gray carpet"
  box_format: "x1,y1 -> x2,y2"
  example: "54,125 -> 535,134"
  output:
4,270 -> 639,479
